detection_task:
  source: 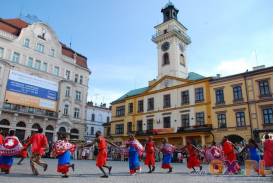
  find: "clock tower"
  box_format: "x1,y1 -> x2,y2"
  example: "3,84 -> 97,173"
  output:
152,2 -> 191,79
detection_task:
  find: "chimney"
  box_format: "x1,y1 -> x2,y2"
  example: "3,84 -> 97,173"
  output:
253,65 -> 265,71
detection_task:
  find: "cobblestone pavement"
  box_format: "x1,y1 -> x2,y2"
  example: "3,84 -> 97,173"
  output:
0,158 -> 272,183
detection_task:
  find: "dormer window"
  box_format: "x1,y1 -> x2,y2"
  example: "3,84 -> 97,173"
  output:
23,38 -> 30,48
162,52 -> 170,65
36,43 -> 44,53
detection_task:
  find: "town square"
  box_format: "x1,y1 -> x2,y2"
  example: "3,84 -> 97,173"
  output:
0,0 -> 273,182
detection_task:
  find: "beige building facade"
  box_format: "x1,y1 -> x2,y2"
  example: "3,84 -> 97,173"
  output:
0,18 -> 90,142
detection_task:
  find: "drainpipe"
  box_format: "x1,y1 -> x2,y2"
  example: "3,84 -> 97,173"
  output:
244,71 -> 254,140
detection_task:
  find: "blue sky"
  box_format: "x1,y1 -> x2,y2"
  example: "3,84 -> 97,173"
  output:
1,0 -> 273,106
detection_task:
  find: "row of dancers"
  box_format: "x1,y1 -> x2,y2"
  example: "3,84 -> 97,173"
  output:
0,128 -> 273,178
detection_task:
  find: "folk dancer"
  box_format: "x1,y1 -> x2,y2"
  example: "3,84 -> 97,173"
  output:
126,135 -> 144,175
26,127 -> 49,175
160,138 -> 175,173
0,130 -> 22,174
144,136 -> 157,173
222,136 -> 240,174
51,133 -> 75,178
84,131 -> 119,178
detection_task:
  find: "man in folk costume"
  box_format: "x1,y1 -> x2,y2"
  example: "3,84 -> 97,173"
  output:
160,138 -> 175,173
222,136 -> 240,174
26,127 -> 49,175
144,136 -> 157,173
51,133 -> 75,178
183,140 -> 202,172
263,134 -> 273,168
126,134 -> 144,175
0,130 -> 22,174
84,131 -> 119,178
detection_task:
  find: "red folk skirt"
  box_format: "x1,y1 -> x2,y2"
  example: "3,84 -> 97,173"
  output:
96,149 -> 107,168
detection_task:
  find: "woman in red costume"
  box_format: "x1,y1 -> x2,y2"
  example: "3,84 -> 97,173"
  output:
263,134 -> 273,168
222,136 -> 240,174
144,136 -> 156,173
183,141 -> 202,172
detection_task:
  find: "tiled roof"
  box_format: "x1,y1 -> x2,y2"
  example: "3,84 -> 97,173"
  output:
187,72 -> 205,80
0,18 -> 88,69
111,72 -> 205,104
111,87 -> 149,104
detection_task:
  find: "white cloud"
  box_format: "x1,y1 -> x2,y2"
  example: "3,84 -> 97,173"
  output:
216,58 -> 253,76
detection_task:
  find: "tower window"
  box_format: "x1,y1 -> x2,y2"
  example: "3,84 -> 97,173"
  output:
180,54 -> 185,66
162,52 -> 170,65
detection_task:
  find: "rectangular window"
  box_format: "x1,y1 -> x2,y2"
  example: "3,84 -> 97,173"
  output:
181,114 -> 190,128
128,103 -> 133,114
127,122 -> 132,133
137,120 -> 143,132
163,94 -> 171,108
217,113 -> 227,128
91,114 -> 95,121
116,106 -> 125,117
236,111 -> 245,127
75,91 -> 81,101
147,119 -> 153,131
215,89 -> 225,104
23,38 -> 30,47
147,97 -> 154,111
74,108 -> 80,118
163,116 -> 171,128
27,57 -> 33,68
0,47 -> 4,58
80,75 -> 83,84
138,100 -> 144,113
50,48 -> 55,57
65,70 -> 70,80
75,74 -> 78,83
181,90 -> 189,105
65,86 -> 70,97
53,66 -> 59,76
233,86 -> 243,101
115,124 -> 124,134
34,60 -> 41,70
91,127 -> 94,135
195,88 -> 204,102
12,52 -> 20,63
36,43 -> 44,53
196,112 -> 205,126
263,108 -> 273,124
259,80 -> 270,96
63,104 -> 69,116
41,62 -> 47,72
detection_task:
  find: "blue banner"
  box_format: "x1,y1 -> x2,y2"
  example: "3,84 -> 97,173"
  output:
6,80 -> 58,101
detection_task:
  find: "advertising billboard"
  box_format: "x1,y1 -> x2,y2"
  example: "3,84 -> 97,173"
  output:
5,70 -> 58,111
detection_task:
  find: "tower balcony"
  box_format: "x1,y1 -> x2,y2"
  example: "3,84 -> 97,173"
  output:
152,26 -> 191,45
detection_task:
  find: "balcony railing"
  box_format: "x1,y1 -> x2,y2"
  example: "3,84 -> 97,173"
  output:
2,103 -> 58,119
177,124 -> 212,132
152,25 -> 191,44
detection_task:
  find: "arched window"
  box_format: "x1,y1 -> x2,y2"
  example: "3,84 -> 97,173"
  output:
46,125 -> 54,131
180,54 -> 185,66
0,119 -> 10,126
32,123 -> 41,129
70,128 -> 79,139
162,53 -> 170,65
59,127 -> 66,133
16,121 -> 26,128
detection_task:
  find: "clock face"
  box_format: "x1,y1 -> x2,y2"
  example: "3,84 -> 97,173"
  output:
179,43 -> 184,52
161,42 -> 170,52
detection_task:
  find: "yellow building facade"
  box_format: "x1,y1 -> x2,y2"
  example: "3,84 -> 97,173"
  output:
210,66 -> 273,144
